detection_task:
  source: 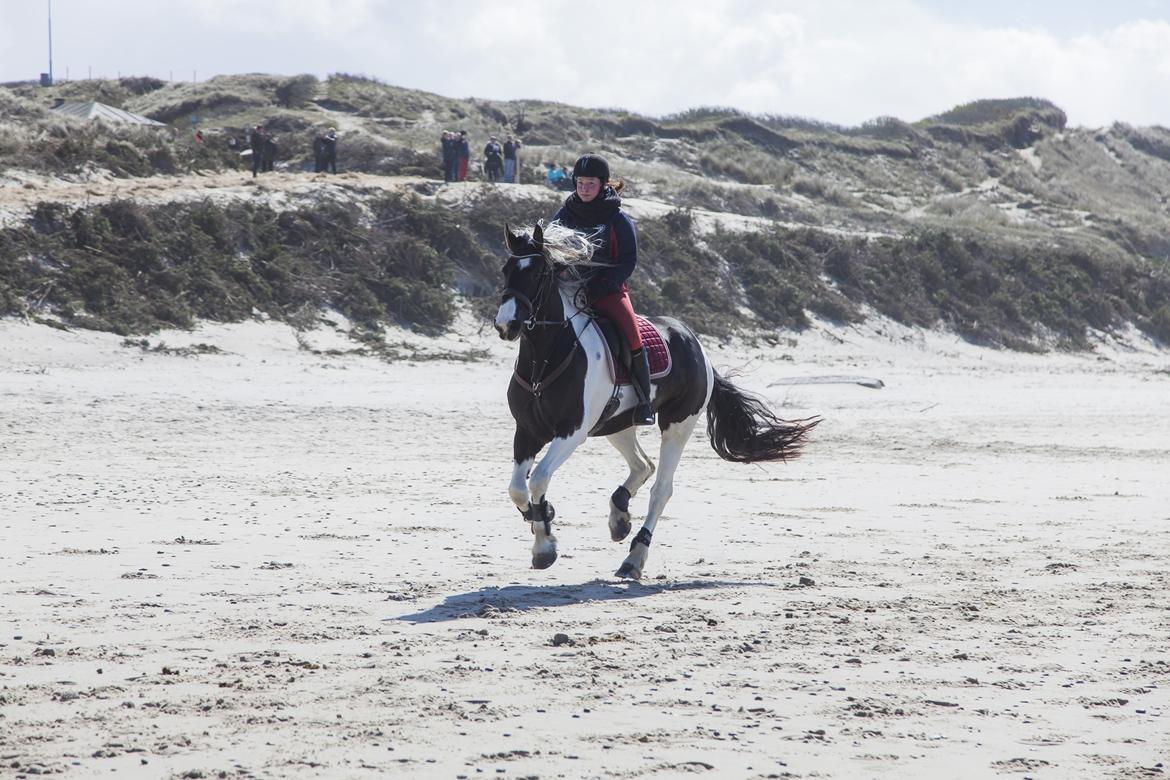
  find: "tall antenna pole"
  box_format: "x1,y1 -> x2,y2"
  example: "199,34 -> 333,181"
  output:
47,0 -> 54,85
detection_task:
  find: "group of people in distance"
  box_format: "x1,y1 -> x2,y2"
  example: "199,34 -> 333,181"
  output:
312,128 -> 338,174
441,131 -> 522,183
242,124 -> 338,177
228,123 -> 608,195
484,135 -> 522,183
238,124 -> 538,185
440,130 -> 469,182
247,125 -> 279,177
543,161 -> 574,190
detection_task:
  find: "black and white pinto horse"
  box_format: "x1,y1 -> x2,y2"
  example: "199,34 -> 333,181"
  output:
496,222 -> 819,579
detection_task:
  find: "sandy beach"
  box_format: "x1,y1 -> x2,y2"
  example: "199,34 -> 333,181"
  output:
1,312 -> 1167,779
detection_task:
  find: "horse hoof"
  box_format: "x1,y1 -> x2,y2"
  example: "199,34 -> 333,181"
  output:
615,562 -> 642,580
532,550 -> 558,570
609,514 -> 632,542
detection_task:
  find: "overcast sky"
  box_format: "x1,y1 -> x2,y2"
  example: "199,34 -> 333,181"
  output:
4,0 -> 1170,127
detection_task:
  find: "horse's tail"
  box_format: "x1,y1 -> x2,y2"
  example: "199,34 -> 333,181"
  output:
706,371 -> 820,463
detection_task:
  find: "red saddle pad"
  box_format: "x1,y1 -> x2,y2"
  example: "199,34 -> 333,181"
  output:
612,317 -> 671,385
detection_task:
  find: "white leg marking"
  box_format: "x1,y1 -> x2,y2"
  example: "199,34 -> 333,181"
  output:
528,430 -> 588,505
527,430 -> 589,568
509,457 -> 533,512
607,426 -> 656,495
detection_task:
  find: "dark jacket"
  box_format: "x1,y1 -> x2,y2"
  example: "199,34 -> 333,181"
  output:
552,194 -> 638,298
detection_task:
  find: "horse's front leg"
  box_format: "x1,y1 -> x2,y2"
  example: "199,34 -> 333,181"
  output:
509,428 -> 587,570
508,431 -> 549,565
524,428 -> 589,570
508,455 -> 535,515
510,484 -> 558,570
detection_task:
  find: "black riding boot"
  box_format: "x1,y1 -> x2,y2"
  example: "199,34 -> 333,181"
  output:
629,347 -> 656,426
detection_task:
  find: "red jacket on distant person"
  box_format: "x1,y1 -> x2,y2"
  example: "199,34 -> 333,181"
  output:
456,133 -> 471,181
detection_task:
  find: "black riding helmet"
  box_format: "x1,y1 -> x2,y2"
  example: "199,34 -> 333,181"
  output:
572,154 -> 609,187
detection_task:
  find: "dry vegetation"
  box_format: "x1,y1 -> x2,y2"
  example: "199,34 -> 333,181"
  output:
2,74 -> 1170,347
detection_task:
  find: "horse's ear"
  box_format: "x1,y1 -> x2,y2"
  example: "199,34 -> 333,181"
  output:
532,221 -> 544,247
503,222 -> 520,253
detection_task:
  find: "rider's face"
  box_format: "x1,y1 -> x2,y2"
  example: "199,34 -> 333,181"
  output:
575,176 -> 601,202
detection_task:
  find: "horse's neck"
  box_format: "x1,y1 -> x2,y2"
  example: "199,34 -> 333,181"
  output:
558,284 -> 590,332
519,284 -> 588,356
534,282 -> 587,328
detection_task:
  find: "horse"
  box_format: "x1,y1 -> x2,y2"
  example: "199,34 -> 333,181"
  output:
495,221 -> 820,579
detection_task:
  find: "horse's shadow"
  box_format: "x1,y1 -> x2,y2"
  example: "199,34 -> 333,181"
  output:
394,578 -> 772,624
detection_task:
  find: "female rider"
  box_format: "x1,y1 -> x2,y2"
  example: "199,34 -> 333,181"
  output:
552,154 -> 654,426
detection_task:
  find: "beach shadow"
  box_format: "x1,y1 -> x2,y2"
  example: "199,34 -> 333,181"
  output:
394,578 -> 772,624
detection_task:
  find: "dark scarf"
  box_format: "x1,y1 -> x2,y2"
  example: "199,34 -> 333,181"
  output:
561,187 -> 621,229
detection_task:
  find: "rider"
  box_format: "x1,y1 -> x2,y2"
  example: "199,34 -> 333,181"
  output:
552,154 -> 655,426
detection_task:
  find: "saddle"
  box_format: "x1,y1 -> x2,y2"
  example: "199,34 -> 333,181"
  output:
591,315 -> 672,385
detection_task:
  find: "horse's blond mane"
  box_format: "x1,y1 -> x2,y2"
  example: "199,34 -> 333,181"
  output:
522,221 -> 608,282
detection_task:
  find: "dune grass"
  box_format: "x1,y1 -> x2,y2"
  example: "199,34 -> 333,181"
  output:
3,78 -> 1169,348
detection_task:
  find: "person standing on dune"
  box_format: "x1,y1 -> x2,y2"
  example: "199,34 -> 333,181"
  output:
322,128 -> 337,174
457,130 -> 471,181
503,135 -> 521,183
249,124 -> 265,178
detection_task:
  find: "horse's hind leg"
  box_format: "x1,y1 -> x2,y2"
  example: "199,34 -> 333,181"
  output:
606,427 -> 656,542
616,412 -> 700,580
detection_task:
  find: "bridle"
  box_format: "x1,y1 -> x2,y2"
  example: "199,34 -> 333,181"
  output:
501,253 -> 566,331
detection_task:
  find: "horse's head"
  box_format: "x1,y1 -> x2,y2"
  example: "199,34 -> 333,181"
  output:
495,223 -> 551,341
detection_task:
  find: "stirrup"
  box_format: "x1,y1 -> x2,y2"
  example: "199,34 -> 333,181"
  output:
634,404 -> 656,426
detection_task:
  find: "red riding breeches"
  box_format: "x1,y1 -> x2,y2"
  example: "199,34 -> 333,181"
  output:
592,289 -> 643,351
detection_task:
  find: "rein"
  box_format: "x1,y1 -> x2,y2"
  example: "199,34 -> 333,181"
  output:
505,253 -> 591,437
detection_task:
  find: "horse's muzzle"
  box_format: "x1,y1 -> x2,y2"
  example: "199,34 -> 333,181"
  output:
496,321 -> 520,341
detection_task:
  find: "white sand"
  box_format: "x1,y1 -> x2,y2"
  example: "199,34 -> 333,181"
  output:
1,313 -> 1167,779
